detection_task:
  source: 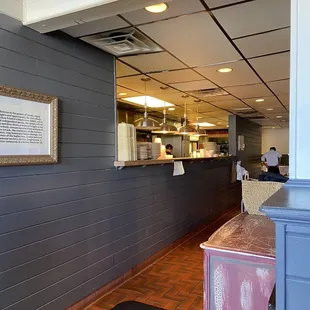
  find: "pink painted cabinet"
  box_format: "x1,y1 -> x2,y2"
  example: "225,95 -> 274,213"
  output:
201,213 -> 276,310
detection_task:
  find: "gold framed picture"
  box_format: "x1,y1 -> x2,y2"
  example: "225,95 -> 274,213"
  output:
0,85 -> 58,166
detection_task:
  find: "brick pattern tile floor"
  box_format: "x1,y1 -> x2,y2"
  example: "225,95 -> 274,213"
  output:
87,208 -> 239,310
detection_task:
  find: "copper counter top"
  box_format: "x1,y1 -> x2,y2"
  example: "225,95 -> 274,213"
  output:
200,213 -> 275,258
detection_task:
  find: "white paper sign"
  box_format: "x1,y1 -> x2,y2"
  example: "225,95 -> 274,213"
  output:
0,95 -> 50,156
173,161 -> 185,176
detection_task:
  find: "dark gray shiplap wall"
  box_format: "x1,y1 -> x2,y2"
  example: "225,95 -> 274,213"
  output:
229,115 -> 262,178
0,15 -> 240,310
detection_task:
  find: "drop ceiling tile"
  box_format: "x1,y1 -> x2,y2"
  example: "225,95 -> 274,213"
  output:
243,96 -> 281,107
205,0 -> 244,8
255,105 -> 287,114
121,0 -> 204,25
206,95 -> 236,102
278,94 -> 290,106
267,79 -> 290,95
139,12 -> 241,67
267,112 -> 289,120
116,61 -> 140,77
234,28 -> 290,58
212,0 -> 290,39
63,16 -> 129,37
149,69 -> 202,84
249,52 -> 290,82
225,84 -> 273,99
169,79 -> 217,92
120,52 -> 186,73
213,100 -> 249,110
196,60 -> 260,87
117,75 -> 177,95
198,103 -> 221,113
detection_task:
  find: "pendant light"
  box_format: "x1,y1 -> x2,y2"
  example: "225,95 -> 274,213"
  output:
152,101 -> 178,134
178,95 -> 196,134
134,77 -> 161,131
194,100 -> 206,136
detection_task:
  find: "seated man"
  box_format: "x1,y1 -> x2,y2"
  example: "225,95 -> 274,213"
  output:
261,147 -> 282,174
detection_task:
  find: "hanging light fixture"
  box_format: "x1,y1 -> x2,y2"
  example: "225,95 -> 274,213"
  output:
134,77 -> 161,131
178,95 -> 196,135
193,100 -> 206,136
152,101 -> 178,134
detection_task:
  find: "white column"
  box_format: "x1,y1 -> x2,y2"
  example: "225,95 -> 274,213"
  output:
289,0 -> 310,180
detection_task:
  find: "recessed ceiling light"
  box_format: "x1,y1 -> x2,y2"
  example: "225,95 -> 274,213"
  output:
145,3 -> 168,13
197,122 -> 216,127
124,96 -> 174,108
217,122 -> 222,125
168,107 -> 175,111
217,68 -> 233,73
266,108 -> 274,111
197,116 -> 202,119
276,116 -> 283,119
234,107 -> 252,111
118,92 -> 127,96
255,98 -> 265,102
160,85 -> 170,90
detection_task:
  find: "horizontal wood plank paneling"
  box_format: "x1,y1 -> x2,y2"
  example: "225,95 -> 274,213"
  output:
0,14 -> 241,310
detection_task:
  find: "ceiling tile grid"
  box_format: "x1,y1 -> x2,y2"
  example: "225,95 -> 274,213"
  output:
62,0 -> 292,128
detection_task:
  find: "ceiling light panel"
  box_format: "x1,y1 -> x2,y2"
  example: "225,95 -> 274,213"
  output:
234,28 -> 290,58
117,75 -> 177,95
120,52 -> 186,72
122,0 -> 204,25
212,0 -> 290,39
169,79 -> 217,92
267,79 -> 290,95
62,16 -> 129,38
139,12 -> 241,67
224,83 -> 273,99
149,69 -> 202,84
116,61 -> 140,77
249,52 -> 290,82
124,96 -> 174,108
196,60 -> 260,87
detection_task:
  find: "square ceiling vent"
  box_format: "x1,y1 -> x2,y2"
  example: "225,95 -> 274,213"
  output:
81,27 -> 163,56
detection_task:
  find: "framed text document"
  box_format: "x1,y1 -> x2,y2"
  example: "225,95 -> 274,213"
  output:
0,85 -> 58,166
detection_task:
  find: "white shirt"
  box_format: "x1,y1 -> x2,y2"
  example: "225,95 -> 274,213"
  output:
261,150 -> 282,167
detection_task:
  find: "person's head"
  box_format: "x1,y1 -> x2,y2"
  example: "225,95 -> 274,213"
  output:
270,147 -> 276,151
166,144 -> 173,154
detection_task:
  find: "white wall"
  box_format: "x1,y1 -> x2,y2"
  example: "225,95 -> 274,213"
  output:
0,0 -> 23,21
262,128 -> 289,154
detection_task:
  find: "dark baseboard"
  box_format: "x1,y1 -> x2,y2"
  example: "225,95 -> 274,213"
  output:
67,206 -> 239,310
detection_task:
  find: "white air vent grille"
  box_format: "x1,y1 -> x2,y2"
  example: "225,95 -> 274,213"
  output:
81,28 -> 163,56
189,88 -> 228,98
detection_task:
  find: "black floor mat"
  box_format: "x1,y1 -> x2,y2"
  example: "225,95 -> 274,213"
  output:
111,301 -> 164,310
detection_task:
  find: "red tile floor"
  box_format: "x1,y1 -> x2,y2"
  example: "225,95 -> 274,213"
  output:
87,208 -> 239,310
